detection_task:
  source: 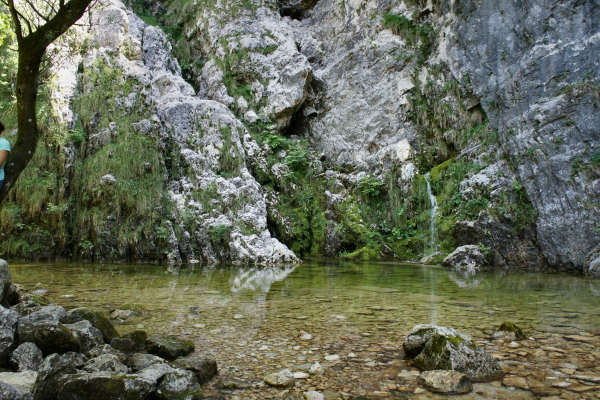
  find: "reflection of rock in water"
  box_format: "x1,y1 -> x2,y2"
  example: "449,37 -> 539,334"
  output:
230,265 -> 297,294
447,271 -> 483,289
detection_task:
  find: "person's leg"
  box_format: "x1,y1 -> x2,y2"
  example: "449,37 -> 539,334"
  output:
0,180 -> 3,190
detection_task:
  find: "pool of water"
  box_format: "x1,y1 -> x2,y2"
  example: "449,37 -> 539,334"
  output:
8,261 -> 600,398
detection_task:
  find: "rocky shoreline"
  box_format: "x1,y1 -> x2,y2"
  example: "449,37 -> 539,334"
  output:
0,259 -> 217,399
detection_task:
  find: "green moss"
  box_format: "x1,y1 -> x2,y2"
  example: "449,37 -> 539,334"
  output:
341,243 -> 381,261
498,321 -> 526,340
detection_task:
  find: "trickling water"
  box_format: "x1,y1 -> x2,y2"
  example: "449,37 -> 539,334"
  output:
424,173 -> 438,256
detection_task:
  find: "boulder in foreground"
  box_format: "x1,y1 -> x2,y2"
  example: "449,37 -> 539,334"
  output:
403,324 -> 502,382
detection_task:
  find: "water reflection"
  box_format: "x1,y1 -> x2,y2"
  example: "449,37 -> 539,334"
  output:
447,271 -> 483,289
230,265 -> 297,294
6,261 -> 600,336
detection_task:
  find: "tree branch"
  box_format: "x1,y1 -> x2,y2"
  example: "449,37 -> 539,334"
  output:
7,0 -> 23,42
23,0 -> 52,22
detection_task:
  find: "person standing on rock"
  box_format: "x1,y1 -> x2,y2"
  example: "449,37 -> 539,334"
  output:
0,122 -> 10,191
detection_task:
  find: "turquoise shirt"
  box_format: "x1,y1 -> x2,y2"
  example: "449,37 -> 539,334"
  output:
0,137 -> 10,181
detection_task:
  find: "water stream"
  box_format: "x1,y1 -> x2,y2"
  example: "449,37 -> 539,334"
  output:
424,173 -> 438,256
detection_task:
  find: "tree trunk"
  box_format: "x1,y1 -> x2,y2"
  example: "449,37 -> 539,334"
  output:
0,48 -> 44,204
0,0 -> 93,205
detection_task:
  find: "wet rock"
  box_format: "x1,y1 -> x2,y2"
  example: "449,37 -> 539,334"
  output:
442,245 -> 489,274
0,381 -> 32,400
66,308 -> 119,341
10,342 -> 43,371
417,370 -> 472,395
63,320 -> 104,352
83,354 -> 128,373
129,352 -> 165,371
494,322 -> 526,341
264,368 -> 294,388
0,305 -> 18,366
502,375 -> 529,390
154,369 -> 202,400
146,335 -> 194,360
303,391 -> 325,400
17,311 -> 80,355
309,361 -> 323,375
171,355 -> 218,383
404,324 -> 502,382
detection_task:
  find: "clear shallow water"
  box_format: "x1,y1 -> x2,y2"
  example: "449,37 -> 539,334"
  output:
8,261 -> 600,398
9,261 -> 600,335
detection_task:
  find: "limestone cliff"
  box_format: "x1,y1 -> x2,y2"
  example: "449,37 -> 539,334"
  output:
0,0 -> 598,274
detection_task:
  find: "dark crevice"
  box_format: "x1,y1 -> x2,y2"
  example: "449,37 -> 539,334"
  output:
279,7 -> 306,20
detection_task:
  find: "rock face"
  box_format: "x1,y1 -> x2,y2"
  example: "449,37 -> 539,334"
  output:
448,0 -> 600,271
404,325 -> 502,382
0,0 -> 597,273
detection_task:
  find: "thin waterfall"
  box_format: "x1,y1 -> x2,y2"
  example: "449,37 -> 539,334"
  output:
424,173 -> 438,256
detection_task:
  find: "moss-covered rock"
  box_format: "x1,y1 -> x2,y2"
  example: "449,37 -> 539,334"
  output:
66,308 -> 120,342
146,335 -> 194,360
495,322 -> 526,341
403,324 -> 502,382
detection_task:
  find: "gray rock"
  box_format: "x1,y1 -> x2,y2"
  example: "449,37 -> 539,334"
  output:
33,353 -> 87,400
154,369 -> 201,400
0,371 -> 38,393
303,391 -> 325,400
0,381 -> 32,400
10,343 -> 43,371
66,308 -> 119,342
0,305 -> 18,366
100,174 -> 117,185
35,371 -> 152,400
418,370 -> 472,395
146,335 -> 194,360
86,344 -> 127,364
448,0 -> 600,270
403,325 -> 502,382
171,355 -> 218,383
83,354 -> 128,373
264,368 -> 294,388
63,320 -> 104,352
18,317 -> 80,356
442,245 -> 489,274
128,352 -> 165,371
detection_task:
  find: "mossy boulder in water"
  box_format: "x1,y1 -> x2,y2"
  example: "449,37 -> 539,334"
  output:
494,321 -> 526,341
403,324 -> 502,382
146,335 -> 194,360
